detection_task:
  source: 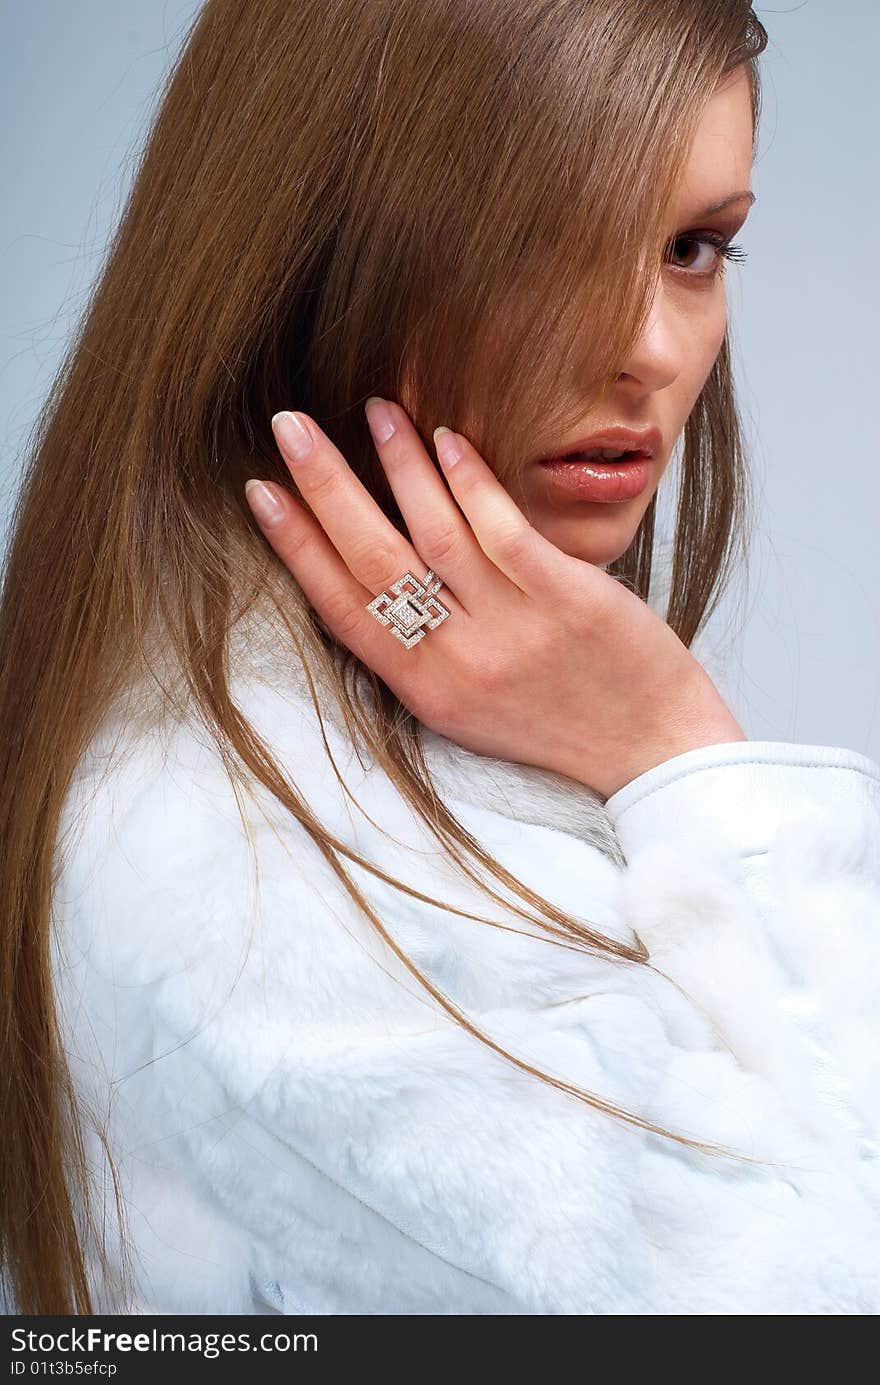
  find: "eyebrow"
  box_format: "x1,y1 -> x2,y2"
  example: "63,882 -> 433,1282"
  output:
691,191 -> 756,218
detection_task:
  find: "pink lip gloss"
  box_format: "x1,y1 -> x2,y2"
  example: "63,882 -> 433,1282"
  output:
536,454 -> 653,503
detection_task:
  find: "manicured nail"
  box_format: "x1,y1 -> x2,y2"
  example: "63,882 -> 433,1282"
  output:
365,397 -> 396,444
245,479 -> 286,528
433,426 -> 461,468
272,410 -> 313,461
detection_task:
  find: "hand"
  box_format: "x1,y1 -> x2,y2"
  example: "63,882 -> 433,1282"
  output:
245,400 -> 746,799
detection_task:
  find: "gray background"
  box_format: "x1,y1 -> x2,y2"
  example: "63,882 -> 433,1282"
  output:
3,2 -> 878,761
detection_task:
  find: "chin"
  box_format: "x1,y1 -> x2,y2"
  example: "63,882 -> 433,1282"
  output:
532,502 -> 650,567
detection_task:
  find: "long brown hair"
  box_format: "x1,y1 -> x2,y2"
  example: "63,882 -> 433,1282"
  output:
0,0 -> 768,1313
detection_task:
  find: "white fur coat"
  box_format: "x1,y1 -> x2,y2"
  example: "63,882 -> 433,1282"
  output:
47,600 -> 880,1315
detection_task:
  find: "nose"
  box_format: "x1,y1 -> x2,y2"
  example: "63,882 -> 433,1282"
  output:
615,274 -> 685,396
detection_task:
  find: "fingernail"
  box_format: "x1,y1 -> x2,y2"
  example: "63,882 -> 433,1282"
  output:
365,397 -> 396,444
272,410 -> 313,461
433,426 -> 461,468
245,479 -> 286,528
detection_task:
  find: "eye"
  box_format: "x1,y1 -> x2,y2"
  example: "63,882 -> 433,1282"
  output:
664,231 -> 748,282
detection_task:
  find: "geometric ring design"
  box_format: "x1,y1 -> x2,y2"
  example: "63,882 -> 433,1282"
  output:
365,567 -> 451,649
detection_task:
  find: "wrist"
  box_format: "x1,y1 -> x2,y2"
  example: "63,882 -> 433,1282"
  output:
601,719 -> 748,799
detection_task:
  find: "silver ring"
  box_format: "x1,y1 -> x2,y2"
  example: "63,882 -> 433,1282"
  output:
365,566 -> 451,648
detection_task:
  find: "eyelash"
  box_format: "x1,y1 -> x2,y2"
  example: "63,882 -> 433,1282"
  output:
665,232 -> 749,282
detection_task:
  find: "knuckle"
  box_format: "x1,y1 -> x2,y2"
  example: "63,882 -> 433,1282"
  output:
418,518 -> 460,566
471,650 -> 512,696
276,522 -> 318,565
321,587 -> 363,641
302,463 -> 341,503
349,538 -> 401,590
489,519 -> 531,565
448,463 -> 480,499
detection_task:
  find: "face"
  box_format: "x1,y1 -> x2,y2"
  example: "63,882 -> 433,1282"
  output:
509,62 -> 756,567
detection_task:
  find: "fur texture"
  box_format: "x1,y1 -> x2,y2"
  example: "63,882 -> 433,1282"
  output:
46,601 -> 880,1315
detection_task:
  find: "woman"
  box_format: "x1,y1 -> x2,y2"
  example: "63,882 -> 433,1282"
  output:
2,0 -> 878,1315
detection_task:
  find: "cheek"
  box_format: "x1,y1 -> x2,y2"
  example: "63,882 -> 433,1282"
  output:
687,303 -> 727,397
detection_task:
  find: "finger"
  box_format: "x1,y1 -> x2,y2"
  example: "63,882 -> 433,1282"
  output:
364,397 -> 509,613
271,410 -> 465,618
244,480 -> 451,676
431,428 -> 568,595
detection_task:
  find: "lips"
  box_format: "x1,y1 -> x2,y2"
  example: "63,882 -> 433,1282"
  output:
533,425 -> 662,465
553,448 -> 648,463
